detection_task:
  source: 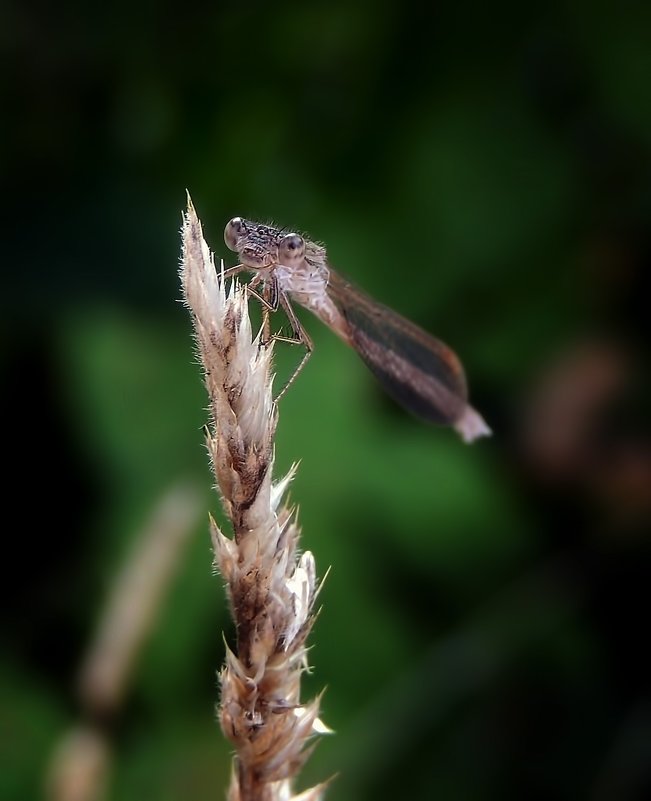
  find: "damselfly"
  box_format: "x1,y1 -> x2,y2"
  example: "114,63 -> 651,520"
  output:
221,217 -> 491,443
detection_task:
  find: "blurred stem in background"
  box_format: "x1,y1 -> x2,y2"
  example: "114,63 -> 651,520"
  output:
45,483 -> 202,801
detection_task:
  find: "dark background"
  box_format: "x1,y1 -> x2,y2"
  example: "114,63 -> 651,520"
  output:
2,1 -> 650,799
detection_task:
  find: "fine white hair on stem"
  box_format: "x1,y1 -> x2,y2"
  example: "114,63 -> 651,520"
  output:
180,195 -> 330,801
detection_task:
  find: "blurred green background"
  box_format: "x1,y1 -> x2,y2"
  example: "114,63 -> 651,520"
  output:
2,1 -> 650,799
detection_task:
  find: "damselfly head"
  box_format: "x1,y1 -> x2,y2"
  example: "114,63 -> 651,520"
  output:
224,217 -> 301,271
224,217 -> 273,268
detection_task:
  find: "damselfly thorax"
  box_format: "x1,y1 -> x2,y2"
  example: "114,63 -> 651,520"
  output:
222,216 -> 490,443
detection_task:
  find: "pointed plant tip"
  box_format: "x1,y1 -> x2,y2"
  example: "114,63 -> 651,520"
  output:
289,774 -> 338,801
312,717 -> 334,735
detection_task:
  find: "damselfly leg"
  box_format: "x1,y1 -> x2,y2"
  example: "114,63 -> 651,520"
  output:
219,267 -> 313,401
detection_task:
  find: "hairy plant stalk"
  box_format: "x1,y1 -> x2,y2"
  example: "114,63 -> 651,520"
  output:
180,197 -> 329,801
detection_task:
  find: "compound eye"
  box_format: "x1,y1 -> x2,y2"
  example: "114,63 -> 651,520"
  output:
279,233 -> 305,263
224,217 -> 244,251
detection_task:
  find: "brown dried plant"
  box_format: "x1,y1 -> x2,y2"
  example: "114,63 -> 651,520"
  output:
180,197 -> 330,801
